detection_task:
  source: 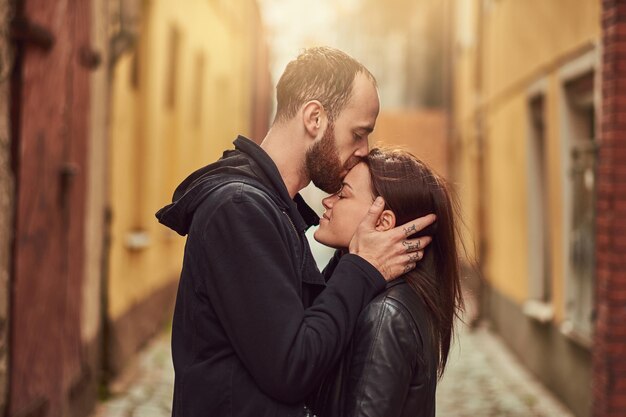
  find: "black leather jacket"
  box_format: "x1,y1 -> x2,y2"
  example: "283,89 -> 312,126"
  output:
309,278 -> 438,417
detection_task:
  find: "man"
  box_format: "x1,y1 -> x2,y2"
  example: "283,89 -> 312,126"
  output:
156,47 -> 435,417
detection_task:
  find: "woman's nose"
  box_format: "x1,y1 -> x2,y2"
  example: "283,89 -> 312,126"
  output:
322,194 -> 337,209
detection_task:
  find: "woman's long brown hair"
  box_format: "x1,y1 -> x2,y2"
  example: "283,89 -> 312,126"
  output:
365,147 -> 464,378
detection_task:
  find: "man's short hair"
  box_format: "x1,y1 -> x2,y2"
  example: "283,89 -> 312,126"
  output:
274,46 -> 376,124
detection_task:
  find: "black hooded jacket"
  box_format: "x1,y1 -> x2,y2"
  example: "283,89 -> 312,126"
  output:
156,136 -> 386,417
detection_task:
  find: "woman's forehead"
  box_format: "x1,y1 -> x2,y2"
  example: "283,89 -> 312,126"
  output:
344,162 -> 371,190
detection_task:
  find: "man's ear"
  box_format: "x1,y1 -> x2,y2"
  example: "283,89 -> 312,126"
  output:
375,209 -> 396,231
302,100 -> 325,139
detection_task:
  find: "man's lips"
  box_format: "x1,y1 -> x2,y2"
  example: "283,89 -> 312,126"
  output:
321,213 -> 330,221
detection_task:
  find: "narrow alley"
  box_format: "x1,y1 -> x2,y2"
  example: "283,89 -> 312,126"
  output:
92,322 -> 574,417
3,1 -> 626,416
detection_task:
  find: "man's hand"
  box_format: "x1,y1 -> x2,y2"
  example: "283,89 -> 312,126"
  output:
349,197 -> 435,281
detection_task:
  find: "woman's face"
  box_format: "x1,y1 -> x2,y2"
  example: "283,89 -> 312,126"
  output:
314,162 -> 375,249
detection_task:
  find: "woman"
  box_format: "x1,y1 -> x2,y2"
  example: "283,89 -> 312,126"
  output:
308,148 -> 464,417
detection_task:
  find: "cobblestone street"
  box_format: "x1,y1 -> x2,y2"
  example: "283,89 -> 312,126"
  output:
437,323 -> 574,417
92,335 -> 174,417
92,322 -> 575,417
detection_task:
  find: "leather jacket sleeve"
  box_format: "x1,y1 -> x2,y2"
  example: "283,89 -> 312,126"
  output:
342,295 -> 422,417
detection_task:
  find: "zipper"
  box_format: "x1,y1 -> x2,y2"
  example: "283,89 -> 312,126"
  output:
282,210 -> 298,235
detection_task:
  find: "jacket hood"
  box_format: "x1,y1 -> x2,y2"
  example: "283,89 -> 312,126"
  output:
155,149 -> 263,236
155,136 -> 319,236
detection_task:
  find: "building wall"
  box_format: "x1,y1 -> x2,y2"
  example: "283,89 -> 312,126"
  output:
1,0 -> 268,412
73,0 -> 111,412
451,1 -> 600,415
593,2 -> 626,416
454,0 -> 601,306
372,110 -> 448,177
106,0 -> 270,376
9,0 -> 94,415
0,0 -> 11,412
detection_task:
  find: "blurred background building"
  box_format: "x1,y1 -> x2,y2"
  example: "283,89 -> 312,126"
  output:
450,0 -> 600,415
0,0 -> 625,417
4,0 -> 269,416
449,1 -> 626,416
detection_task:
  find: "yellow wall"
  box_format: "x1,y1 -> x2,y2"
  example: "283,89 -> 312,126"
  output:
108,0 -> 265,321
452,0 -> 600,314
483,0 -> 599,105
483,95 -> 529,303
372,110 -> 448,177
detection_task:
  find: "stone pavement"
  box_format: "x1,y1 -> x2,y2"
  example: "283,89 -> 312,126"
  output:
92,323 -> 575,417
92,335 -> 174,417
437,323 -> 574,416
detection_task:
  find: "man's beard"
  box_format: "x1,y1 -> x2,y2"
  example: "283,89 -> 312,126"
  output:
305,123 -> 360,193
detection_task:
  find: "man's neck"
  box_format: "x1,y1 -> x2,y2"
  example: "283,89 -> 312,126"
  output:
260,125 -> 310,199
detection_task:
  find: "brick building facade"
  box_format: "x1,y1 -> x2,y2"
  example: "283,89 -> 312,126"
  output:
0,0 -> 12,413
593,1 -> 626,416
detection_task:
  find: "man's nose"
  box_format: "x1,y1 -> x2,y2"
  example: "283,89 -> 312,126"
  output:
354,141 -> 368,157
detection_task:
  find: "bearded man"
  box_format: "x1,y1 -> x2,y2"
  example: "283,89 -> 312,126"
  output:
156,47 -> 435,417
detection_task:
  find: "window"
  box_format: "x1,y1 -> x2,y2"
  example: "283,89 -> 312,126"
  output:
165,26 -> 181,109
523,91 -> 555,323
561,71 -> 597,344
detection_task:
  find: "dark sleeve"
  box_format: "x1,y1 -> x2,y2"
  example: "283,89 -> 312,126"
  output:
193,183 -> 386,402
343,298 -> 420,417
321,250 -> 344,282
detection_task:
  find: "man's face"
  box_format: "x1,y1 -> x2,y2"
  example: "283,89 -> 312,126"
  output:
306,72 -> 380,193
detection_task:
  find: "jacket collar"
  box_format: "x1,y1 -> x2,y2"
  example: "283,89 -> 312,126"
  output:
234,136 -> 319,232
386,277 -> 407,290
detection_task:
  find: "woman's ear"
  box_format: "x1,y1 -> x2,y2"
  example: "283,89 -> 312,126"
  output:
302,100 -> 325,139
375,209 -> 396,231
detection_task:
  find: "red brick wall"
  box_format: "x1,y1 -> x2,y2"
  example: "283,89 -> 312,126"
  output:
594,1 -> 626,416
0,0 -> 11,412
